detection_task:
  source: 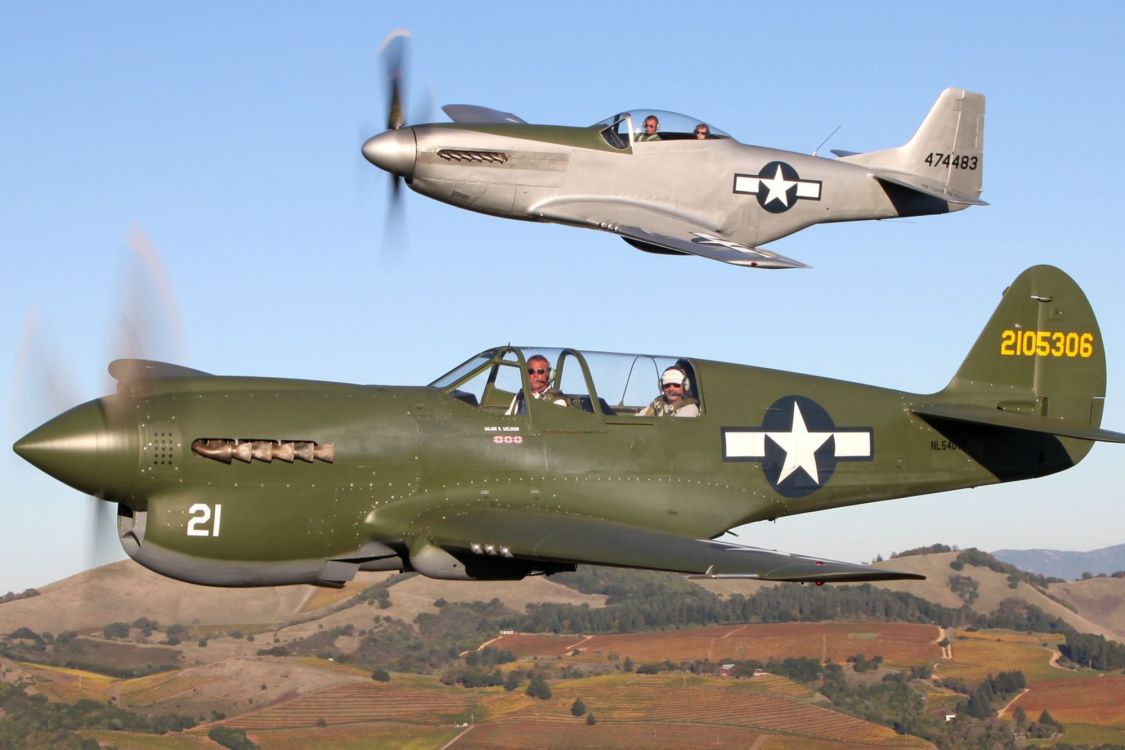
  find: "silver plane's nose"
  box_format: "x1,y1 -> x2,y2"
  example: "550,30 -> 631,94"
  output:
362,128 -> 417,178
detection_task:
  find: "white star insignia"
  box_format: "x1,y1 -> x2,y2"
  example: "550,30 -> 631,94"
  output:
759,164 -> 796,208
766,401 -> 833,485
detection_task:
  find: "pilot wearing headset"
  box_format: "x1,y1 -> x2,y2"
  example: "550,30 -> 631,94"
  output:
636,366 -> 699,417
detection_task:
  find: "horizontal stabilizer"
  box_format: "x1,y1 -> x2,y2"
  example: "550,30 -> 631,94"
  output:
109,359 -> 213,382
416,507 -> 923,583
830,149 -> 860,158
871,169 -> 989,206
913,403 -> 1125,443
442,104 -> 527,124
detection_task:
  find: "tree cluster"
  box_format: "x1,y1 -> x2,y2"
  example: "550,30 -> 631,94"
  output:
847,653 -> 883,673
0,681 -> 195,748
892,544 -> 956,559
0,627 -> 180,678
948,574 -> 980,605
950,548 -> 1063,588
208,726 -> 261,750
958,671 -> 1026,719
1060,631 -> 1125,670
0,588 -> 40,604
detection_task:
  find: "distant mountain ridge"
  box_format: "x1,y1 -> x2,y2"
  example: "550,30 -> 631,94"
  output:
992,543 -> 1125,580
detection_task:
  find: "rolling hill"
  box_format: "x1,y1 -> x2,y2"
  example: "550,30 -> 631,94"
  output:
2,547 -> 1124,750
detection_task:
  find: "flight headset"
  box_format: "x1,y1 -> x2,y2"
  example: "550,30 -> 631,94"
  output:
662,366 -> 691,394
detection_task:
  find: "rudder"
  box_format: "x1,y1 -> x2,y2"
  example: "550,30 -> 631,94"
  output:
837,88 -> 985,202
943,265 -> 1107,432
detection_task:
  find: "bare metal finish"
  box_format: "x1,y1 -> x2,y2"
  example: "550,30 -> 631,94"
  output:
364,87 -> 986,269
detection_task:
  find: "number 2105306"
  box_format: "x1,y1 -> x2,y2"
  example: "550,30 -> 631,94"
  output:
999,329 -> 1093,358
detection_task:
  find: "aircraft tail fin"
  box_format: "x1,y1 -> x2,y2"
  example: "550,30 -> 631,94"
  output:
924,265 -> 1112,457
836,88 -> 985,206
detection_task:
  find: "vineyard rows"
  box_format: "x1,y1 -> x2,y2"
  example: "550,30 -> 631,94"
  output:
503,683 -> 906,745
232,682 -> 470,730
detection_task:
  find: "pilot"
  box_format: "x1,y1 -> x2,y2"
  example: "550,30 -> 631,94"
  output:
506,354 -> 568,415
636,115 -> 661,142
694,124 -> 711,140
636,366 -> 699,417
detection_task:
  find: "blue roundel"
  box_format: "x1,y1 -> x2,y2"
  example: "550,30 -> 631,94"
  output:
760,396 -> 839,497
721,396 -> 874,499
757,161 -> 801,214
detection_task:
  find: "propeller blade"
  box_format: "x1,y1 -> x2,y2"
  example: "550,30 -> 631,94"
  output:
373,30 -> 415,263
379,29 -> 410,131
381,176 -> 408,265
87,496 -> 119,568
13,225 -> 188,573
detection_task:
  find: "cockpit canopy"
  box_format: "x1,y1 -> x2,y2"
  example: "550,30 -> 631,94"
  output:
429,346 -> 702,417
593,110 -> 730,149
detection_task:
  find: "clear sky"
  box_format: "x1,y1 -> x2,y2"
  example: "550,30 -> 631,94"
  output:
2,2 -> 1123,594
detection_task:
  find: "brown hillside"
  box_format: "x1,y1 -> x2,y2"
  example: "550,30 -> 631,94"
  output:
691,551 -> 1122,641
379,571 -> 607,622
3,552 -> 1121,645
0,560 -> 606,640
118,656 -> 366,720
0,561 -> 314,634
871,552 -> 1120,640
1048,576 -> 1125,641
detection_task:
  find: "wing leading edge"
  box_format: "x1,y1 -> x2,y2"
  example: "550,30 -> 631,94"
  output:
534,199 -> 809,270
414,507 -> 923,583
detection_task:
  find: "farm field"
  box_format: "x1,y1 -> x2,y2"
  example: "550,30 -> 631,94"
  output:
936,629 -> 1073,683
79,729 -> 217,749
454,721 -> 766,750
501,673 -> 924,746
493,621 -> 941,667
1011,674 -> 1125,727
19,662 -> 115,702
249,721 -> 462,750
1047,722 -> 1125,747
233,680 -> 475,730
222,671 -> 927,749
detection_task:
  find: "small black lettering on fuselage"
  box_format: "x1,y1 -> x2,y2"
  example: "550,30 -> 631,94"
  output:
930,439 -> 961,452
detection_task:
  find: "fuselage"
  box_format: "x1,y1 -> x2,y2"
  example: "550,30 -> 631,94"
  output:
367,121 -> 961,250
15,346 -> 1087,587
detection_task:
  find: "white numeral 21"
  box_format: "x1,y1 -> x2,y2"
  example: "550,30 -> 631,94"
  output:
186,503 -> 222,537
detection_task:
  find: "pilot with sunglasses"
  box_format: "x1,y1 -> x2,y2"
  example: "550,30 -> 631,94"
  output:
506,354 -> 569,415
636,366 -> 699,418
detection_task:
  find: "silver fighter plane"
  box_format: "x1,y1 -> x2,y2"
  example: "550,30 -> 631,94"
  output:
363,40 -> 984,269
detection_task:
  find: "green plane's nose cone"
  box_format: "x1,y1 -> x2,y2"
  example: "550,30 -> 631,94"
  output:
13,399 -> 135,500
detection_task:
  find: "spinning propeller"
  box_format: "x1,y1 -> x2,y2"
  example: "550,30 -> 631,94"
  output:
13,226 -> 185,570
362,29 -> 432,259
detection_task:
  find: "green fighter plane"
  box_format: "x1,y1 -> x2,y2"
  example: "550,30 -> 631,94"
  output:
13,266 -> 1123,588
362,35 -> 985,269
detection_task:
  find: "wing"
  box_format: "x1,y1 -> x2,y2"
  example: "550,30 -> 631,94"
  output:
441,104 -> 527,124
535,199 -> 809,270
414,507 -> 922,583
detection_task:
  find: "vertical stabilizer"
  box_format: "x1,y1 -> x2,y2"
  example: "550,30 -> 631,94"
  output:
836,88 -> 985,203
943,265 -> 1106,431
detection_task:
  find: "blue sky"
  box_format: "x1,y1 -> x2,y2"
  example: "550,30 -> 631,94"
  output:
2,2 -> 1123,593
